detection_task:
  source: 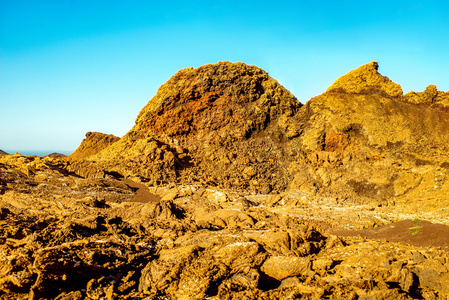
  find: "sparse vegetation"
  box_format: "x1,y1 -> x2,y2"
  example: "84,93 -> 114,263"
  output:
410,223 -> 422,236
409,225 -> 422,231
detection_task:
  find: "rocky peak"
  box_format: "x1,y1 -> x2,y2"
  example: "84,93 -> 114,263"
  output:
326,61 -> 403,97
133,61 -> 301,141
69,131 -> 119,159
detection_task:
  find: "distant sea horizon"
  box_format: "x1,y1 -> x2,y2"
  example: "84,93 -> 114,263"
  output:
2,150 -> 73,157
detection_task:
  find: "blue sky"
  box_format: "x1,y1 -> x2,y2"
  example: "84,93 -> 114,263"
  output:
1,0 -> 448,153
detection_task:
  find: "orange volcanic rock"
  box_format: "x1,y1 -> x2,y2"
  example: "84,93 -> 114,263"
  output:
288,61 -> 449,204
134,61 -> 300,139
67,61 -> 449,205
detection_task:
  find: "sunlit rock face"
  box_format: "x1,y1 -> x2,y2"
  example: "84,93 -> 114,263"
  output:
67,61 -> 449,204
291,61 -> 449,204
69,131 -> 120,159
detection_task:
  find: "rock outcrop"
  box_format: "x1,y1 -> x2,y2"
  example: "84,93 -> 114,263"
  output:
0,150 -> 7,155
290,61 -> 449,206
404,84 -> 449,109
326,61 -> 403,97
69,132 -> 120,159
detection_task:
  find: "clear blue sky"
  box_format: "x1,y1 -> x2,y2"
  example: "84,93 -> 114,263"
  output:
1,0 -> 448,153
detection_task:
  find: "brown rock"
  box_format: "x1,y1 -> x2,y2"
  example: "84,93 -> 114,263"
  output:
79,61 -> 301,191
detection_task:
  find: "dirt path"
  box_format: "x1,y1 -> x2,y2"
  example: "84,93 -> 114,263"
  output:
331,219 -> 449,249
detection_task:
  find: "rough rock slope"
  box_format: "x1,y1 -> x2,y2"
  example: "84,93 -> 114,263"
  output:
70,62 -> 303,193
67,61 -> 449,208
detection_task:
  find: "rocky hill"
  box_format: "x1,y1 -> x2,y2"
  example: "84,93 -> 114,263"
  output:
68,61 -> 449,206
292,62 -> 449,205
2,61 -> 449,299
69,62 -> 303,192
0,150 -> 7,155
69,132 -> 120,159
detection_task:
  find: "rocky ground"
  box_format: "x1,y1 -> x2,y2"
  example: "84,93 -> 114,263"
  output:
1,154 -> 449,299
1,61 -> 449,299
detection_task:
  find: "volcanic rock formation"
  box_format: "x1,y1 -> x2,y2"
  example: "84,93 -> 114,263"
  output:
69,62 -> 303,193
68,61 -> 449,205
291,61 -> 449,204
2,61 -> 449,299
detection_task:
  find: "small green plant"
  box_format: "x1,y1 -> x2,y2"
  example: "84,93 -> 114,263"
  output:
411,218 -> 421,223
409,225 -> 422,231
411,231 -> 419,236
